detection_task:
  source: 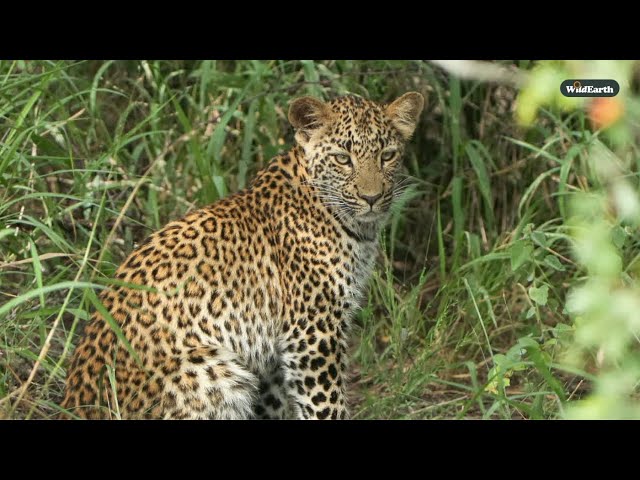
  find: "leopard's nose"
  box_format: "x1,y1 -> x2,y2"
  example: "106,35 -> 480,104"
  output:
359,192 -> 382,207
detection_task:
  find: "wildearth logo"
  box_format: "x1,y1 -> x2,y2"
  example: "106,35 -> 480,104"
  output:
561,79 -> 620,97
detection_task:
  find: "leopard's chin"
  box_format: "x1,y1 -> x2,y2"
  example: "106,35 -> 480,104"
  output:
355,211 -> 387,223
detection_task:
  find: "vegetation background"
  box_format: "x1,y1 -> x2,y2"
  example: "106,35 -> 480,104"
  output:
1,60 -> 638,419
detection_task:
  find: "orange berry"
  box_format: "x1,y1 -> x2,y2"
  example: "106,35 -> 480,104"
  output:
588,97 -> 624,129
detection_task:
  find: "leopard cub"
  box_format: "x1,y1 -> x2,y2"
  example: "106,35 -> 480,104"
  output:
61,91 -> 424,419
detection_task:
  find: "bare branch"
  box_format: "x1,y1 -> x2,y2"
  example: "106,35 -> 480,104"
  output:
429,60 -> 529,87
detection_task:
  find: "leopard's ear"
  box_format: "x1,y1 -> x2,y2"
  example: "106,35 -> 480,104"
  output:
288,97 -> 332,144
385,92 -> 424,140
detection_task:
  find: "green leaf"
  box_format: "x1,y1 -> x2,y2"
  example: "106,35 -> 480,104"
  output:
239,99 -> 258,189
517,336 -> 540,349
28,240 -> 45,308
521,341 -> 567,402
300,60 -> 324,98
0,281 -> 104,318
531,231 -> 547,247
510,240 -> 533,272
611,225 -> 626,249
553,323 -> 574,343
465,142 -> 494,227
452,176 -> 464,268
517,167 -> 560,218
529,285 -> 549,306
492,353 -> 508,367
506,343 -> 526,362
544,255 -> 565,271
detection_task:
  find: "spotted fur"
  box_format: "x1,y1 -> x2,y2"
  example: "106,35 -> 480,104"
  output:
60,92 -> 424,419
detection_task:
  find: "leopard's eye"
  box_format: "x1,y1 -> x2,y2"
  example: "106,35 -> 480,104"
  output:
381,150 -> 397,163
332,153 -> 352,166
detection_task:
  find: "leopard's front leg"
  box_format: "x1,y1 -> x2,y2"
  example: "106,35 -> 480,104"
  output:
280,316 -> 349,420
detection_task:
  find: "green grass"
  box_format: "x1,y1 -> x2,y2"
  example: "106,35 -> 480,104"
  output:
0,60 -> 636,419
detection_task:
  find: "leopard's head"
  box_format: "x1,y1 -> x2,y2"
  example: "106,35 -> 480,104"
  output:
289,92 -> 424,232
